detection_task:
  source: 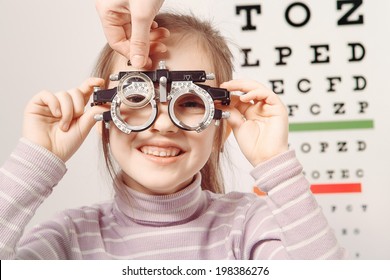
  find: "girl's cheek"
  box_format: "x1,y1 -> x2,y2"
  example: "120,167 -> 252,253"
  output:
109,127 -> 137,145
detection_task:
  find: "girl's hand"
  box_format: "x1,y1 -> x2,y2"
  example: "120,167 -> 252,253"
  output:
23,78 -> 107,162
221,80 -> 289,167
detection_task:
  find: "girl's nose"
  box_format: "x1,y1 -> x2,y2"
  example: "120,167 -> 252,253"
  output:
150,104 -> 179,134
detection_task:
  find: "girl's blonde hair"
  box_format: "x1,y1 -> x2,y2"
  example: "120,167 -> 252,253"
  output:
93,12 -> 234,194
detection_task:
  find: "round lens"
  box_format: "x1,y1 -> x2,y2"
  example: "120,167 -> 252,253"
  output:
117,100 -> 154,127
117,72 -> 154,108
110,95 -> 158,133
172,92 -> 206,128
122,85 -> 150,107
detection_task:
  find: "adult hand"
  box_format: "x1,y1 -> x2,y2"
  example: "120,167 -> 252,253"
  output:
221,80 -> 289,167
95,0 -> 166,68
23,78 -> 107,162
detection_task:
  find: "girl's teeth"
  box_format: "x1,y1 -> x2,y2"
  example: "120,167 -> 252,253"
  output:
141,147 -> 180,157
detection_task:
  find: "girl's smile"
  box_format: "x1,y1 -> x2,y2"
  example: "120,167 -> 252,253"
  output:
138,140 -> 185,165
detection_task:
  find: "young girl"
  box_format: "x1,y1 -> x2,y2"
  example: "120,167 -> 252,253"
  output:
0,13 -> 345,259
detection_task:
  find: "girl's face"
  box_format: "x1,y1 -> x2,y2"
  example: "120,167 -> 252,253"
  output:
108,37 -> 218,195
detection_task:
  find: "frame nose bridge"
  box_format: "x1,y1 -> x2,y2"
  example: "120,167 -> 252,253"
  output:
159,76 -> 168,102
153,82 -> 171,105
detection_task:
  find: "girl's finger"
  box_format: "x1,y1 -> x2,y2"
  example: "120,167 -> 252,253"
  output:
221,79 -> 280,105
78,104 -> 109,140
68,88 -> 86,119
77,77 -> 105,104
30,90 -> 62,118
221,79 -> 263,93
224,106 -> 246,131
55,91 -> 74,131
240,88 -> 280,106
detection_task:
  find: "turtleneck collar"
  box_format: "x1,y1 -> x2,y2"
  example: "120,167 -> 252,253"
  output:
113,173 -> 208,226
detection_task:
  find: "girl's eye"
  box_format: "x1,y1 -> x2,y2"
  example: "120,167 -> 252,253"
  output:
127,94 -> 146,104
180,101 -> 205,108
176,94 -> 205,110
173,93 -> 208,126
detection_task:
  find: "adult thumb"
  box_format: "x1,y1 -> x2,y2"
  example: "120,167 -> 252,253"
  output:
129,20 -> 153,68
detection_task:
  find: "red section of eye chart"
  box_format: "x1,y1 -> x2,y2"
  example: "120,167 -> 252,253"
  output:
253,183 -> 362,196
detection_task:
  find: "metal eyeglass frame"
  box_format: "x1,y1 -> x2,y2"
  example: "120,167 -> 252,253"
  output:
91,61 -> 231,134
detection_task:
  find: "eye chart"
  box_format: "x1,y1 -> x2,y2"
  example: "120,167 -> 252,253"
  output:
231,0 -> 390,259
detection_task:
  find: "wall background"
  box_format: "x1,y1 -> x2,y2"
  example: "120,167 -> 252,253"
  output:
1,0 -> 389,259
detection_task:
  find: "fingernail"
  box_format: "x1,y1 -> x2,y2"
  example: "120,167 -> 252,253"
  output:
61,121 -> 69,131
55,109 -> 62,118
131,55 -> 145,68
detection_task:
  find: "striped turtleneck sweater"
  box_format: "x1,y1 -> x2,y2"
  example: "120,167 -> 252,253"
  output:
0,138 -> 345,259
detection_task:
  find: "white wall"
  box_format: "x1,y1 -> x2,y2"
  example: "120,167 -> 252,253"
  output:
0,0 -> 113,228
1,0 -> 389,259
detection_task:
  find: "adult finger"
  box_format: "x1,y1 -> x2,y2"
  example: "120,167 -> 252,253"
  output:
103,26 -> 131,58
95,0 -> 131,58
149,26 -> 170,41
149,41 -> 167,54
129,19 -> 153,68
128,0 -> 164,67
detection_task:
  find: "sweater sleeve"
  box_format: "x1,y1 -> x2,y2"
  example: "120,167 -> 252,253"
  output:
248,150 -> 346,259
0,138 -> 67,259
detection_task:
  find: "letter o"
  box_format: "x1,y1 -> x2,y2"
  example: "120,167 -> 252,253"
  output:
301,143 -> 311,153
285,2 -> 311,27
310,103 -> 321,115
312,170 -> 320,179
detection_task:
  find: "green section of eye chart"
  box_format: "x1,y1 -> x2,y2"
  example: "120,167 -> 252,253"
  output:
289,120 -> 374,132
